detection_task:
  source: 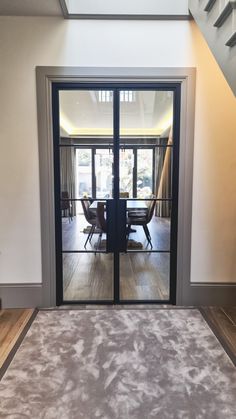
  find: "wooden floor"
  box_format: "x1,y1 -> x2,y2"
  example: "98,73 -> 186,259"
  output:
63,252 -> 170,301
201,306 -> 236,363
62,214 -> 170,301
0,307 -> 235,373
0,309 -> 34,369
62,213 -> 171,252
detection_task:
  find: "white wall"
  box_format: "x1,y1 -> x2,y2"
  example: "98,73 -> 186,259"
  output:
0,17 -> 235,284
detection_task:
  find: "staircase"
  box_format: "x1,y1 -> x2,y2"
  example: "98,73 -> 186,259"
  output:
189,0 -> 236,96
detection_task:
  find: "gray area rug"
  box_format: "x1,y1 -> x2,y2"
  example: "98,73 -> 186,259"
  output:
0,309 -> 236,419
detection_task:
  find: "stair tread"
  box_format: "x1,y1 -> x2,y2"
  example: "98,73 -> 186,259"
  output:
214,1 -> 236,28
204,0 -> 217,12
226,31 -> 236,47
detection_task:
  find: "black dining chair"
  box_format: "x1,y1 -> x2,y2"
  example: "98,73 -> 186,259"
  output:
120,192 -> 129,198
61,191 -> 73,222
81,199 -> 97,248
126,197 -> 156,248
95,202 -> 107,251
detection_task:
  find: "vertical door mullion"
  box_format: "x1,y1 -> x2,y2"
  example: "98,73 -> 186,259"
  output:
52,85 -> 63,306
133,149 -> 137,198
113,89 -> 120,303
92,148 -> 96,199
169,85 -> 181,305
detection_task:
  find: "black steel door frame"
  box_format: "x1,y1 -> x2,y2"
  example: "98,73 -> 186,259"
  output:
52,82 -> 181,306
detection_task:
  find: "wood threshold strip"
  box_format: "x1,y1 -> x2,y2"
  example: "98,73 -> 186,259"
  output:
200,307 -> 236,366
0,309 -> 37,380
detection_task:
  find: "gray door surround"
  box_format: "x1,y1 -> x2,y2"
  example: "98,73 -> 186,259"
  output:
38,66 -> 195,307
2,66 -> 236,309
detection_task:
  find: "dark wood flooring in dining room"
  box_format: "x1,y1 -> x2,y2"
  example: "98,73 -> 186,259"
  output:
61,213 -> 170,301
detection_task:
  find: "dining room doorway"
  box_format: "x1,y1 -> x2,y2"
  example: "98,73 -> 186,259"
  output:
52,83 -> 180,305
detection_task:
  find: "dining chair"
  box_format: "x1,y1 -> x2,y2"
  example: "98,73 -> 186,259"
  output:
61,191 -> 73,222
127,197 -> 156,248
120,192 -> 129,198
95,202 -> 107,251
81,199 -> 97,248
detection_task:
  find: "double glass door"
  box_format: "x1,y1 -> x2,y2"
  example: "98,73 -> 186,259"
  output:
53,84 -> 180,304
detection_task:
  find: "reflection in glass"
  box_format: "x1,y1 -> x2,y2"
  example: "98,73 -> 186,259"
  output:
63,253 -> 113,301
120,252 -> 170,301
59,90 -> 113,138
120,90 -> 173,138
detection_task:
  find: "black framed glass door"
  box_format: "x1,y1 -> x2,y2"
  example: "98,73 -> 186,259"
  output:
52,83 -> 180,305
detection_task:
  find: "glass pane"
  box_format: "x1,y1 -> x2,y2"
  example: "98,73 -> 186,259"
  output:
59,90 -> 113,142
119,149 -> 134,198
59,89 -> 114,198
126,199 -> 171,252
95,149 -> 113,199
63,253 -> 113,301
120,90 -> 174,140
120,252 -> 170,301
59,90 -> 115,303
61,204 -> 97,252
60,146 -> 77,206
155,146 -> 173,201
137,149 -> 153,198
62,199 -> 113,252
76,149 -> 92,198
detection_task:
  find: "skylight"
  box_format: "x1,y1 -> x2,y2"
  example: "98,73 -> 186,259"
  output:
61,0 -> 189,19
98,91 -> 113,103
98,91 -> 136,103
120,91 -> 136,103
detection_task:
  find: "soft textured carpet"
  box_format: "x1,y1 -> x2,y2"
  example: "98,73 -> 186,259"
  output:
0,309 -> 236,419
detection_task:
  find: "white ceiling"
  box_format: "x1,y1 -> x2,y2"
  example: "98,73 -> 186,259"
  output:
0,0 -> 63,16
59,90 -> 173,137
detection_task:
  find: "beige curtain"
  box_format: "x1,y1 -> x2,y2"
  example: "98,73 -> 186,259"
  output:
156,127 -> 173,218
60,145 -> 76,216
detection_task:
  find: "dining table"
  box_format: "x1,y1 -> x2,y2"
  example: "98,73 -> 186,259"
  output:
89,199 -> 148,211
